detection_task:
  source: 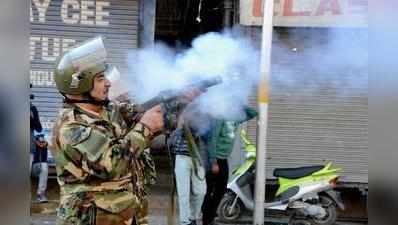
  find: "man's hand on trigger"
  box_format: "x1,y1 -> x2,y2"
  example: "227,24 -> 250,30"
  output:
140,105 -> 164,134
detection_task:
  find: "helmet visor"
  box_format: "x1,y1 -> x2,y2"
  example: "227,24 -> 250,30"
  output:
68,36 -> 107,72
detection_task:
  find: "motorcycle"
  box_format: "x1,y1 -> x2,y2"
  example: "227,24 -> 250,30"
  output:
217,129 -> 345,225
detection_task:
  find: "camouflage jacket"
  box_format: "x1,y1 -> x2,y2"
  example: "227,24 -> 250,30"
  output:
51,102 -> 154,214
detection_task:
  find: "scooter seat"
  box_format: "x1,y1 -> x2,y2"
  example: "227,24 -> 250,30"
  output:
273,165 -> 324,179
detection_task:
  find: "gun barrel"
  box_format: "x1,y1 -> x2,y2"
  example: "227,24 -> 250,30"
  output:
195,76 -> 223,91
139,76 -> 223,112
140,96 -> 164,112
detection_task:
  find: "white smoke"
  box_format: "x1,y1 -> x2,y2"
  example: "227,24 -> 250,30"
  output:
126,31 -> 260,123
124,27 -> 367,135
270,28 -> 368,98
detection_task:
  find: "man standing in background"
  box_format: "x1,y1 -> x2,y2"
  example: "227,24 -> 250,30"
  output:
32,134 -> 49,203
30,83 -> 42,173
169,106 -> 209,225
202,106 -> 257,225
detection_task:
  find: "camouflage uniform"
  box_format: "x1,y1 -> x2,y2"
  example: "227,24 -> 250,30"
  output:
51,102 -> 155,225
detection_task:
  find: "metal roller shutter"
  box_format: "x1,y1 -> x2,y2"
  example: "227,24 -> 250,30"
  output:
243,27 -> 368,184
30,0 -> 140,131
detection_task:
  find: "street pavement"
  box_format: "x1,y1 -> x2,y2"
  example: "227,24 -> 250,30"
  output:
31,214 -> 367,225
30,183 -> 367,225
30,173 -> 367,225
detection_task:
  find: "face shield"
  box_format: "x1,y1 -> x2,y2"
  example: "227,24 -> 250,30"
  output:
57,36 -> 107,74
70,36 -> 107,71
105,66 -> 131,101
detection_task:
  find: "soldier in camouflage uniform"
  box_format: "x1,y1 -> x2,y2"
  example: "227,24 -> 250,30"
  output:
51,37 -> 164,225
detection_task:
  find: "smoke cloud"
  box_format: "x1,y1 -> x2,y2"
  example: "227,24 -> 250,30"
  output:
123,27 -> 367,135
126,31 -> 260,124
270,28 -> 368,98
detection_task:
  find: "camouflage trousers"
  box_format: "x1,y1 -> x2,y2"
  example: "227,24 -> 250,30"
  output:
56,193 -> 149,225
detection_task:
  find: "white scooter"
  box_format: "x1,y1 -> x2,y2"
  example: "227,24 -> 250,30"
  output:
217,130 -> 345,225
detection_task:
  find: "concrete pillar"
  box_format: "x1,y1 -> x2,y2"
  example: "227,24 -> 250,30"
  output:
139,0 -> 156,47
224,0 -> 233,27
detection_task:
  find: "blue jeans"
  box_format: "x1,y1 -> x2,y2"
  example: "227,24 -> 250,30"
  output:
175,155 -> 206,225
32,162 -> 48,195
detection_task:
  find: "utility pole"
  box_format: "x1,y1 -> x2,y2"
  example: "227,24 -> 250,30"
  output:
253,0 -> 274,224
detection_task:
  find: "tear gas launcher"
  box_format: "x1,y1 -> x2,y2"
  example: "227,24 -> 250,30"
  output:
132,76 -> 223,132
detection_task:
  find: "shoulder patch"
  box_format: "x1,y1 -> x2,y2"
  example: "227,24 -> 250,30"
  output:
60,124 -> 92,146
75,128 -> 109,162
61,124 -> 110,162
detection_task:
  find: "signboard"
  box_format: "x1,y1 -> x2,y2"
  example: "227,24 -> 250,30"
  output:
240,0 -> 368,27
30,0 -> 140,130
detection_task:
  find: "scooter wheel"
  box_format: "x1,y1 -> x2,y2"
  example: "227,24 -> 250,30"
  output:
309,196 -> 337,225
217,193 -> 242,221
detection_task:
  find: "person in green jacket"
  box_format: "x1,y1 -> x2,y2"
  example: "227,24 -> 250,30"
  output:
201,106 -> 257,225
